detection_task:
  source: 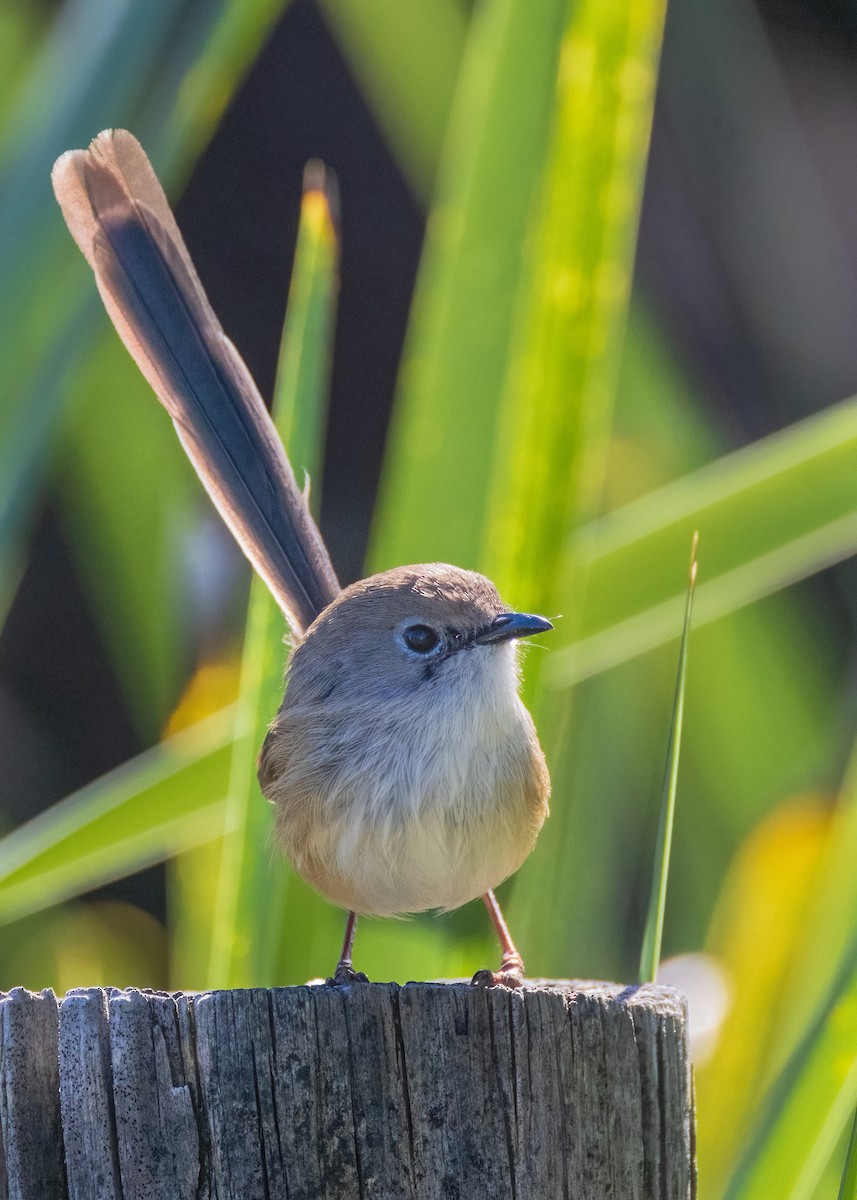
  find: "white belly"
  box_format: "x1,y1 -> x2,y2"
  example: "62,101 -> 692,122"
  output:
271,666 -> 548,916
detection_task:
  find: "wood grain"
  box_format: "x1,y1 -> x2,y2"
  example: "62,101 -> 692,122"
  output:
0,981 -> 694,1198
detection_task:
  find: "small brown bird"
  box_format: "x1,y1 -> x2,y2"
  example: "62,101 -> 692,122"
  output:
52,129 -> 552,986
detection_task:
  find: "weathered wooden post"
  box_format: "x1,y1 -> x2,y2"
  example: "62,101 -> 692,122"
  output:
0,980 -> 694,1198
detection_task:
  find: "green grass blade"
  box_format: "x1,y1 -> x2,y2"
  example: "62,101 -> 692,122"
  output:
693,799 -> 834,1192
725,932 -> 857,1200
370,0 -> 567,572
0,709 -> 234,926
58,334 -> 199,732
0,301 -> 94,623
1,0 -> 290,726
271,169 -> 339,488
318,0 -> 466,200
693,625 -> 857,1186
0,1 -> 46,139
206,168 -> 339,989
0,0 -> 191,430
839,1107 -> 857,1200
0,0 -> 186,615
638,534 -> 697,983
754,729 -> 857,1097
483,0 -> 667,612
154,0 -> 292,181
548,394 -> 857,687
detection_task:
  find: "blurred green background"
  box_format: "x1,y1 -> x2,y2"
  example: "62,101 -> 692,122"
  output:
1,0 -> 857,1195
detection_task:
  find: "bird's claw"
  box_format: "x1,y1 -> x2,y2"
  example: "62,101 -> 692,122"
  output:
470,958 -> 525,989
327,960 -> 370,986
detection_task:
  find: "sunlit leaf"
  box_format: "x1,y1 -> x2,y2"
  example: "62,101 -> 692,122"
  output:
370,0 -> 568,571
0,710 -> 233,926
318,0 -> 466,200
206,169 -> 339,989
695,798 -> 833,1195
548,395 -> 857,687
725,932 -> 857,1200
839,1107 -> 857,1200
483,0 -> 666,612
0,0 -> 290,720
775,738 -> 857,1077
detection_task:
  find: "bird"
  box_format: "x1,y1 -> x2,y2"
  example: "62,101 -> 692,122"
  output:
51,129 -> 552,987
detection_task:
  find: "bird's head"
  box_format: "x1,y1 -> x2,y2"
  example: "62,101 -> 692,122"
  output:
286,564 -> 552,706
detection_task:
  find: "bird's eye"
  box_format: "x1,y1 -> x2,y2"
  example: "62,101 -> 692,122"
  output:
402,624 -> 441,655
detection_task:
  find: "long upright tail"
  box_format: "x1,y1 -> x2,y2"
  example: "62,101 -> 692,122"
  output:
52,129 -> 340,635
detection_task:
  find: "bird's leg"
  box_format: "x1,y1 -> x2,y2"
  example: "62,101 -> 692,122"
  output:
471,889 -> 526,988
328,910 -> 369,985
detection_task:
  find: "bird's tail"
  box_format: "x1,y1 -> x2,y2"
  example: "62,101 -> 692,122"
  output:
52,128 -> 340,635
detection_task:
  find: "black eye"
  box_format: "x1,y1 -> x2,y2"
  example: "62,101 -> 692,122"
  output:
403,624 -> 441,655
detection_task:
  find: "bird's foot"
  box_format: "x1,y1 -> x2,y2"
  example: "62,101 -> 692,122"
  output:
327,959 -> 370,986
471,954 -> 525,990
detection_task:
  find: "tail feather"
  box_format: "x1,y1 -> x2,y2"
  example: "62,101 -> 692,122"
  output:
52,128 -> 339,635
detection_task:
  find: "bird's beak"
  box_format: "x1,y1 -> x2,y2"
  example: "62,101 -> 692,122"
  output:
473,612 -> 553,646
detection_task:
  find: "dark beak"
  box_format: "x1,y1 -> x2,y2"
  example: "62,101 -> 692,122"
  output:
473,612 -> 553,646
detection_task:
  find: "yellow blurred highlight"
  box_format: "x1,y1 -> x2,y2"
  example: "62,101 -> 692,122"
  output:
695,795 -> 832,1199
2,901 -> 168,994
164,656 -> 242,736
301,182 -> 334,241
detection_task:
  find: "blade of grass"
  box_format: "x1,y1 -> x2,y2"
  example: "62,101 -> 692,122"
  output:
318,0 -> 466,201
724,930 -> 857,1200
369,0 -> 567,572
479,7 -> 668,979
547,394 -> 857,688
0,709 -> 234,926
839,1107 -> 857,1200
153,0 -> 292,183
482,0 -> 667,613
752,727 -> 857,1099
206,167 -> 339,989
1,0 -> 290,723
807,779 -> 857,1004
58,332 -> 199,732
0,0 -> 185,619
0,0 -> 193,444
0,0 -> 46,138
638,534 -> 697,983
694,799 -> 834,1192
0,300 -> 95,624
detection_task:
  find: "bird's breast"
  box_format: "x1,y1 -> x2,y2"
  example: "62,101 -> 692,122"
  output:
260,671 -> 549,916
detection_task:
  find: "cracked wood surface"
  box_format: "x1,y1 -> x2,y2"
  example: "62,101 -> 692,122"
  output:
0,980 -> 694,1198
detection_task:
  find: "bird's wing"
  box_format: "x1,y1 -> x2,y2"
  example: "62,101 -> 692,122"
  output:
52,128 -> 340,635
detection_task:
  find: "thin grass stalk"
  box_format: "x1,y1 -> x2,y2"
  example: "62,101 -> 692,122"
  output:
839,1106 -> 857,1200
639,532 -> 697,983
206,169 -> 338,988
